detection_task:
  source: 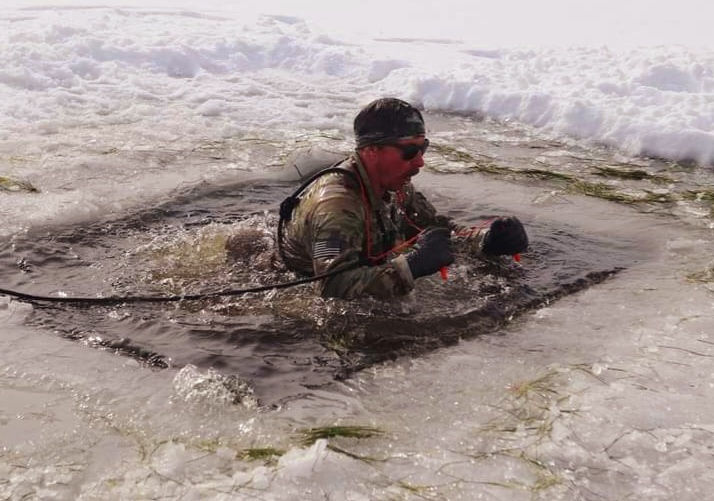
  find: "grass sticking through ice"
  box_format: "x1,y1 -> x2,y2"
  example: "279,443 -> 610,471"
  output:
457,363 -> 609,497
238,447 -> 285,465
428,144 -> 712,210
687,263 -> 714,290
0,175 -> 38,193
299,425 -> 384,446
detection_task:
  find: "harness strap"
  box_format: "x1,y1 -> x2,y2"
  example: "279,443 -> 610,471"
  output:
277,163 -> 359,268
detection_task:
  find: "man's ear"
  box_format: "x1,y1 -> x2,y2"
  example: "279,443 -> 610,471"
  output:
359,145 -> 380,161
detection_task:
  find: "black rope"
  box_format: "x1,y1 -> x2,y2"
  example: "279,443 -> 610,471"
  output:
0,259 -> 368,306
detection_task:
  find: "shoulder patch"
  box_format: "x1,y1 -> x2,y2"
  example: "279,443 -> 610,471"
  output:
313,238 -> 344,260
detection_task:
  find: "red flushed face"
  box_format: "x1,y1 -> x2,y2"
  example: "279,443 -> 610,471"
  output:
371,136 -> 429,193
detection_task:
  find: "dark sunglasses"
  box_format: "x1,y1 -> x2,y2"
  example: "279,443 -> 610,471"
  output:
384,138 -> 430,161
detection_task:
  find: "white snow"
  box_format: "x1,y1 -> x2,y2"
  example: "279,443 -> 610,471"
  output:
1,1 -> 713,164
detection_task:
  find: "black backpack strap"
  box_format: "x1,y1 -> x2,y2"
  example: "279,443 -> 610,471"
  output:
279,165 -> 357,222
277,162 -> 359,268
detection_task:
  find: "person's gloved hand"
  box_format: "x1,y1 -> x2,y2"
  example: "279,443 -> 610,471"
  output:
481,216 -> 529,255
405,227 -> 455,279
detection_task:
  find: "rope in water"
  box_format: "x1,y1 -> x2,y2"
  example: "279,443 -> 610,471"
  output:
0,259 -> 368,306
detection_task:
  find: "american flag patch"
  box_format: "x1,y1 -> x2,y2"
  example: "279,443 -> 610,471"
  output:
313,239 -> 343,260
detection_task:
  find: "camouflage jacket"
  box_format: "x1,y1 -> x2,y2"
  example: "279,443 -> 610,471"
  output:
279,154 -> 489,299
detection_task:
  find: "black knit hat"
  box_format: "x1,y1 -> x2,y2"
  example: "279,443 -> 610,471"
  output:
353,98 -> 425,148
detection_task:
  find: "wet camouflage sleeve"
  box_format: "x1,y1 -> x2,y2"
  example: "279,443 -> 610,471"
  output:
284,172 -> 415,299
397,183 -> 491,256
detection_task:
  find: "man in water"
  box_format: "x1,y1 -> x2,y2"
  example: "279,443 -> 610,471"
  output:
276,97 -> 528,299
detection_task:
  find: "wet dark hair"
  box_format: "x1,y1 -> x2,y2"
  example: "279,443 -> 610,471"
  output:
353,98 -> 425,148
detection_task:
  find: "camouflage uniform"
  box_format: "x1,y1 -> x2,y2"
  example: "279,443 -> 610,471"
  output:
280,154 -> 489,299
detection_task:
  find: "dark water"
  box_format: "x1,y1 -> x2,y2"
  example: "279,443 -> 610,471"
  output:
0,169 -> 639,406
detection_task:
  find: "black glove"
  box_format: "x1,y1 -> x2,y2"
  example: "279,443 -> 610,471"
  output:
405,228 -> 455,279
481,216 -> 529,255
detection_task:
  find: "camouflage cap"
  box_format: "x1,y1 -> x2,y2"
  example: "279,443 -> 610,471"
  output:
354,98 -> 426,148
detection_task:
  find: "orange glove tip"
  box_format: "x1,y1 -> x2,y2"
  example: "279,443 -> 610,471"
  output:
440,267 -> 448,281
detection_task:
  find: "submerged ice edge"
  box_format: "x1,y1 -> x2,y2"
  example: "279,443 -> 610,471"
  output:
0,130 -> 341,239
0,146 -> 646,402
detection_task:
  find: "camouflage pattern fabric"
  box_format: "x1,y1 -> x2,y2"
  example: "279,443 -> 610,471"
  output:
280,154 -> 490,299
